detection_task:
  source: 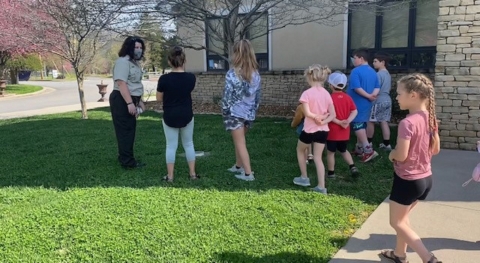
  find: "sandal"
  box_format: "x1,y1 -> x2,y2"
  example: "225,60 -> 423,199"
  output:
428,254 -> 442,263
190,174 -> 200,180
162,175 -> 174,182
380,250 -> 408,263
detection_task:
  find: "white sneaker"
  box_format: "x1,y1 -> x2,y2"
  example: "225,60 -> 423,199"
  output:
235,172 -> 255,181
227,165 -> 244,173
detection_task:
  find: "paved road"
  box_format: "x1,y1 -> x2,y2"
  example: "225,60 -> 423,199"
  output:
0,78 -> 158,115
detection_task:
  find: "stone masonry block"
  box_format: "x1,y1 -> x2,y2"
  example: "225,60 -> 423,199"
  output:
439,29 -> 460,37
448,94 -> 469,99
446,67 -> 470,75
470,110 -> 480,117
447,37 -> 472,44
457,87 -> 480,94
461,0 -> 474,5
440,0 -> 461,7
466,5 -> 480,14
450,130 -> 477,137
445,54 -> 466,61
436,99 -> 453,106
443,107 -> 469,113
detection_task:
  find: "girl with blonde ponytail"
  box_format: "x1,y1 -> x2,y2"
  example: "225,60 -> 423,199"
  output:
292,64 -> 336,194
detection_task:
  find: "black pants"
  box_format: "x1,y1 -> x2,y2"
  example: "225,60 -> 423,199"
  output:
109,90 -> 140,167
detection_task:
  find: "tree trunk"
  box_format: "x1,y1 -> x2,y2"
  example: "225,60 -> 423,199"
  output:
10,69 -> 19,84
75,70 -> 88,119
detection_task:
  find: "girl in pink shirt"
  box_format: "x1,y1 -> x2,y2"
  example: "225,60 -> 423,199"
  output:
292,65 -> 336,194
381,74 -> 441,263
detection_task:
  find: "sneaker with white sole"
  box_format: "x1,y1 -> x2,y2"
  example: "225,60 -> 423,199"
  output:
311,186 -> 327,194
379,143 -> 392,151
327,173 -> 336,179
293,176 -> 311,186
227,165 -> 244,173
350,166 -> 360,177
351,145 -> 363,156
235,172 -> 255,181
361,150 -> 379,163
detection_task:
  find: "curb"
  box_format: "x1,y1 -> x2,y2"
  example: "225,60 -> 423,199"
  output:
0,86 -> 53,100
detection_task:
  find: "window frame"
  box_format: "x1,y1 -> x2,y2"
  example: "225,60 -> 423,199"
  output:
346,0 -> 437,70
205,12 -> 269,72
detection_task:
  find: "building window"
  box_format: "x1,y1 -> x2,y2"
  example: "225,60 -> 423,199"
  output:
206,12 -> 269,71
347,0 -> 438,69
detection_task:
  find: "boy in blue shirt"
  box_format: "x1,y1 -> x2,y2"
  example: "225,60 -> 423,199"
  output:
347,48 -> 379,162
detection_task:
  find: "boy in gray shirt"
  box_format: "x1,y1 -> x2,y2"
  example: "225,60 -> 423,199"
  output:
367,52 -> 392,150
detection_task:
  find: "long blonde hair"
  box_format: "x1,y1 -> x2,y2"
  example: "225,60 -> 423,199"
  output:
304,64 -> 331,85
398,73 -> 438,151
231,39 -> 258,83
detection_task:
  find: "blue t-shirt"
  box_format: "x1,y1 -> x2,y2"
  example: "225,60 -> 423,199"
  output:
347,64 -> 380,122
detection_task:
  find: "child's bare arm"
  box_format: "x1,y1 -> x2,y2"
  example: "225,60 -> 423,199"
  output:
355,88 -> 374,100
322,104 -> 336,124
302,102 -> 316,119
347,109 -> 358,123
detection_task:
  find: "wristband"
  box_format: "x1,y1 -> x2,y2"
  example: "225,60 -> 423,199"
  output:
127,102 -> 133,105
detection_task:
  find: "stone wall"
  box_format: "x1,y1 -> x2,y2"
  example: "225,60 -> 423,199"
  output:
185,70 -> 433,120
436,0 -> 480,150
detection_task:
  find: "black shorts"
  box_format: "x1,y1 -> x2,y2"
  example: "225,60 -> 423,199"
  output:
326,140 -> 348,153
389,172 -> 433,206
299,131 -> 328,144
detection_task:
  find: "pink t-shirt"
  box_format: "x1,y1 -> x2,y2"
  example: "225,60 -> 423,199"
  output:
299,86 -> 333,133
394,111 -> 433,180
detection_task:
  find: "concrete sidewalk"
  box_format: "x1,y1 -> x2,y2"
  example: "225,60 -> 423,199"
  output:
329,149 -> 480,263
0,101 -> 111,120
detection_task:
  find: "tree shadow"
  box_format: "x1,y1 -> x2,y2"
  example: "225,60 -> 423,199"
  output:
343,234 -> 480,253
0,109 -> 395,205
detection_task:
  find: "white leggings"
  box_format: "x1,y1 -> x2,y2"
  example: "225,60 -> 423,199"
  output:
162,118 -> 196,164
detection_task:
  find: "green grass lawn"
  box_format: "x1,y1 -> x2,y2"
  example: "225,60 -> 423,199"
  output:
0,110 -> 395,263
5,84 -> 43,95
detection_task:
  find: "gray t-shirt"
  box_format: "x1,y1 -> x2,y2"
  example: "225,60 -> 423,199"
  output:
375,69 -> 391,104
113,56 -> 144,96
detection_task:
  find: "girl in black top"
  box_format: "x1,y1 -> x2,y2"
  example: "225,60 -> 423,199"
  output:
156,46 -> 199,181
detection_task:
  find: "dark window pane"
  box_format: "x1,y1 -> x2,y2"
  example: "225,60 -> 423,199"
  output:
257,57 -> 268,69
415,0 -> 439,47
207,19 -> 225,55
381,2 -> 409,48
388,53 -> 408,67
412,51 -> 435,68
350,6 -> 376,49
248,13 -> 268,53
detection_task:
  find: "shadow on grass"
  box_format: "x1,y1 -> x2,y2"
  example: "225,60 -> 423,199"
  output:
0,109 -> 395,205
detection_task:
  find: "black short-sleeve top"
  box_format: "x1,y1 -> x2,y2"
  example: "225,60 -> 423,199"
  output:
157,72 -> 196,128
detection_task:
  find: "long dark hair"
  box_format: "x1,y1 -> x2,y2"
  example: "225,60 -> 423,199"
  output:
118,36 -> 145,60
